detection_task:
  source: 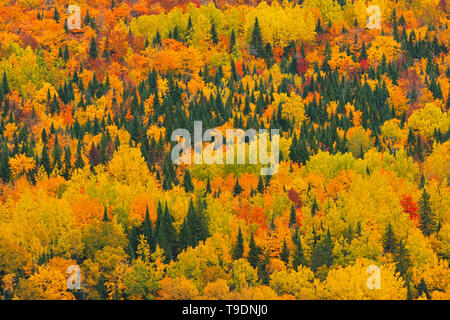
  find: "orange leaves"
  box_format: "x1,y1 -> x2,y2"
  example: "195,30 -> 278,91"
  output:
130,193 -> 157,224
145,39 -> 204,76
9,154 -> 36,179
71,196 -> 104,228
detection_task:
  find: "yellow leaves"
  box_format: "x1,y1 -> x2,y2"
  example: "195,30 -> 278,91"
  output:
381,119 -> 405,144
304,0 -> 344,25
4,122 -> 17,141
407,103 -> 450,138
423,141 -> 450,182
367,36 -> 401,64
318,258 -> 406,299
269,266 -> 316,299
9,154 -> 36,179
158,276 -> 199,300
346,126 -> 372,157
412,258 -> 450,298
108,145 -> 150,186
203,279 -> 230,300
328,45 -> 359,76
147,124 -> 166,141
14,262 -> 75,300
245,2 -> 317,47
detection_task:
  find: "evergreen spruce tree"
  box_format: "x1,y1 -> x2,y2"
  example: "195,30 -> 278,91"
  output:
292,229 -> 306,270
311,197 -> 319,216
280,238 -> 290,264
250,17 -> 265,58
289,204 -> 297,228
102,207 -> 109,222
248,233 -> 261,268
210,23 -> 219,44
182,169 -> 194,192
310,229 -> 333,272
96,275 -> 108,300
417,278 -> 431,299
89,36 -> 98,59
257,176 -> 265,193
142,206 -> 155,252
382,222 -> 397,254
229,29 -> 236,53
233,177 -> 243,196
178,218 -> 192,252
231,227 -> 244,260
53,7 -> 60,22
393,239 -> 411,276
418,189 -> 436,236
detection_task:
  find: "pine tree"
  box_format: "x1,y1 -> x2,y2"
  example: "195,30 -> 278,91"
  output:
289,205 -> 297,228
229,29 -> 236,53
250,17 -> 265,58
142,206 -> 155,252
418,189 -> 436,236
178,218 -> 192,252
417,278 -> 431,299
257,251 -> 270,285
311,197 -> 319,216
210,23 -> 219,44
53,7 -> 60,22
248,233 -> 261,268
280,238 -> 289,264
382,223 -> 397,254
205,176 -> 212,194
74,141 -> 84,169
233,177 -> 243,196
231,227 -> 244,260
182,169 -> 194,192
89,36 -> 98,59
257,176 -> 265,193
102,207 -> 109,222
310,229 -> 333,272
292,229 -> 306,270
394,239 -> 411,276
41,145 -> 51,176
96,275 -> 108,300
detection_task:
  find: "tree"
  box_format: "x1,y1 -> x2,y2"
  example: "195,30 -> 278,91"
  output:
182,169 -> 194,192
292,230 -> 306,270
231,228 -> 244,260
280,239 -> 289,264
382,223 -> 397,254
418,189 -> 436,236
248,233 -> 261,268
102,207 -> 109,222
250,17 -> 265,58
53,7 -> 60,22
210,23 -> 219,44
310,230 -> 333,272
233,177 -> 243,196
289,205 -> 297,228
394,239 -> 411,277
417,278 -> 431,299
89,36 -> 98,59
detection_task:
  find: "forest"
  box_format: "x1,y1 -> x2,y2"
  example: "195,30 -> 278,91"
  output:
0,0 -> 449,300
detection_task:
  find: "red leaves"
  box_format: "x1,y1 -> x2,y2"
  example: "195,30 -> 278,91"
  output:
400,194 -> 419,223
296,57 -> 309,76
287,188 -> 302,209
360,58 -> 368,71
